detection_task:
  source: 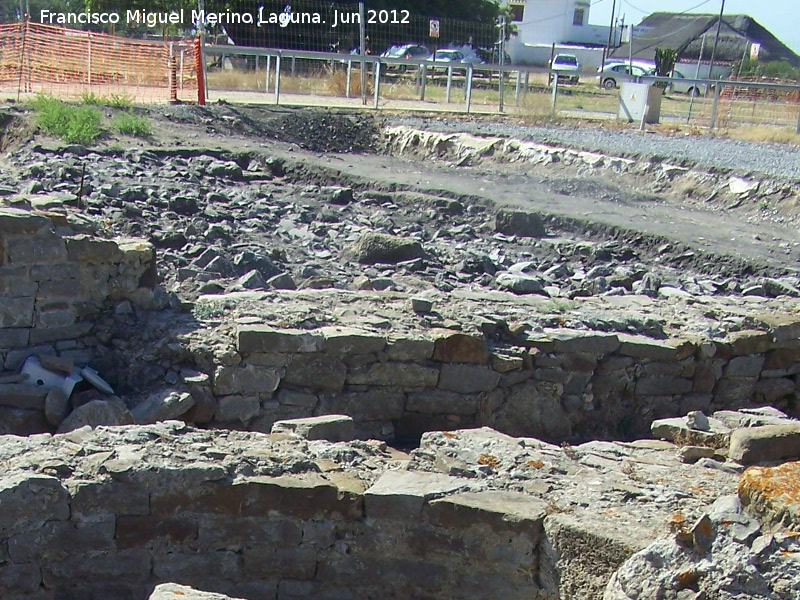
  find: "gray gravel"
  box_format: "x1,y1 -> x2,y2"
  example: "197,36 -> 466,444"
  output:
388,116 -> 800,182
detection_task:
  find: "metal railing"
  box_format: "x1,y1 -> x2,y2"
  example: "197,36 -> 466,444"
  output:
201,43 -> 800,132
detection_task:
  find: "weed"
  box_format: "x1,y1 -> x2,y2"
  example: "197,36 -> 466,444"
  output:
29,95 -> 101,145
759,199 -> 770,210
81,92 -> 133,108
111,112 -> 151,137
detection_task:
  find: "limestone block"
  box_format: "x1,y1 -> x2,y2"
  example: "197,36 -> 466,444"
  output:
65,235 -> 123,264
131,390 -> 196,424
5,230 -> 66,265
69,480 -> 150,520
214,395 -> 260,423
427,490 -> 548,540
152,474 -> 363,521
213,365 -> 281,396
150,583 -> 247,600
726,330 -> 772,355
432,330 -> 489,364
0,474 -> 70,536
617,335 -> 695,361
650,416 -> 730,446
0,296 -> 34,328
196,515 -> 302,550
738,461 -> 800,531
42,548 -> 152,587
364,471 -> 467,519
115,515 -> 198,550
283,354 -> 346,391
0,328 -> 30,350
272,415 -> 355,442
237,326 -> 323,354
0,207 -> 49,234
729,424 -> 800,464
44,387 -> 69,427
8,519 -> 115,562
386,338 -> 435,361
494,209 -> 546,238
0,384 -> 48,410
713,377 -> 757,405
57,398 -> 134,433
438,364 -> 499,393
724,355 -> 765,379
347,362 -> 439,387
551,330 -> 620,354
754,377 -> 795,404
0,406 -> 49,435
0,563 -> 42,595
319,327 -> 386,354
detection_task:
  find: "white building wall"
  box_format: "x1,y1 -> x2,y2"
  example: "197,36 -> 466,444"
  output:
518,0 -> 579,45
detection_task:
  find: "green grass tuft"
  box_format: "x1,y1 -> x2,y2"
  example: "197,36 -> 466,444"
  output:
29,95 -> 102,145
80,92 -> 133,108
110,111 -> 151,137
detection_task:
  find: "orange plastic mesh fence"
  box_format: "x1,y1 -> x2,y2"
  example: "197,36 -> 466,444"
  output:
0,22 -> 198,103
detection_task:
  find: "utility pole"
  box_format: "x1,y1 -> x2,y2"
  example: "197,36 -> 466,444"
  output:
499,14 -> 506,112
600,0 -> 618,83
708,0 -> 726,80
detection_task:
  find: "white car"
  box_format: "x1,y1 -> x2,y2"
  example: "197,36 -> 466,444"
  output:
427,49 -> 483,65
550,54 -> 580,84
596,62 -> 649,89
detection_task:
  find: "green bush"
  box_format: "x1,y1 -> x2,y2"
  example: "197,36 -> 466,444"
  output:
29,95 -> 102,145
110,111 -> 151,137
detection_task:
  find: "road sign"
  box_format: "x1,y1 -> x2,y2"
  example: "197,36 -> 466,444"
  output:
750,43 -> 761,61
429,19 -> 440,38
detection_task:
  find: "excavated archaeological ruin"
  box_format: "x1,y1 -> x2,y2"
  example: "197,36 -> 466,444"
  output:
0,106 -> 799,599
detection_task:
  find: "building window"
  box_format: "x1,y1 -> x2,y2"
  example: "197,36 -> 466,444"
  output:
510,5 -> 524,22
573,8 -> 585,26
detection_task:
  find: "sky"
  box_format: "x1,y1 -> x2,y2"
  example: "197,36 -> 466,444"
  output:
589,0 -> 800,55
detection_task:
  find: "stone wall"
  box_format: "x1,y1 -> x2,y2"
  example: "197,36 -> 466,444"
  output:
0,424 -> 558,600
181,322 -> 800,443
0,207 -> 155,431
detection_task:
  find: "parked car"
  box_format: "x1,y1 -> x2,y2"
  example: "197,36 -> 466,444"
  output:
596,62 -> 649,90
427,49 -> 484,65
645,68 -> 707,96
549,54 -> 580,84
380,44 -> 430,72
380,44 -> 430,60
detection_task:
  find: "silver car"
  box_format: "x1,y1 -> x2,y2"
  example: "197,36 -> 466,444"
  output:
596,62 -> 648,90
647,69 -> 708,96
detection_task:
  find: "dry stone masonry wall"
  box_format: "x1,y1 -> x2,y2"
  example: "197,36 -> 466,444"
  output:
176,320 -> 800,444
0,207 -> 155,433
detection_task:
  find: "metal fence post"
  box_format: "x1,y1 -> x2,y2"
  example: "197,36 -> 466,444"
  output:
795,86 -> 800,135
466,64 -> 473,113
373,60 -> 380,109
499,66 -> 505,113
346,60 -> 352,98
420,64 -> 427,101
550,74 -> 559,116
524,71 -> 530,95
709,83 -> 721,130
265,55 -> 271,92
87,33 -> 92,87
515,70 -> 521,104
275,54 -> 281,105
446,66 -> 453,103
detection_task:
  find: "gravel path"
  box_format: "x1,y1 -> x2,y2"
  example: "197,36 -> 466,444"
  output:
388,116 -> 800,182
